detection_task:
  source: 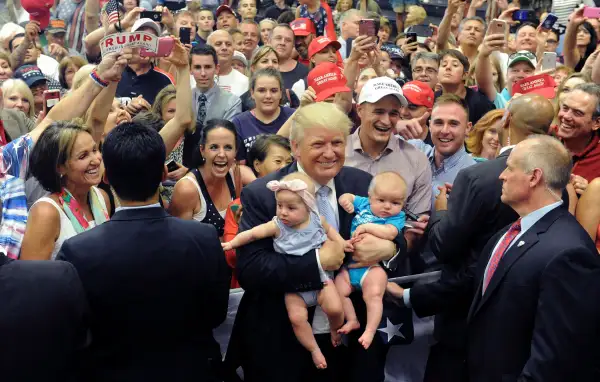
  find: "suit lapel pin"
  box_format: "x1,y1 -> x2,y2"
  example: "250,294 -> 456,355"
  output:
517,241 -> 525,247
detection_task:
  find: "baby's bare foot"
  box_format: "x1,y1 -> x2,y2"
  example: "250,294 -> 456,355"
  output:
358,330 -> 376,350
337,320 -> 360,334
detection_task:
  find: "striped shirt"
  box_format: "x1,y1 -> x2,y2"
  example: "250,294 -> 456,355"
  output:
552,0 -> 594,26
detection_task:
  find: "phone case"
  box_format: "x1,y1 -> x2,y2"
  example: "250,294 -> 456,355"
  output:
542,53 -> 557,70
583,7 -> 600,19
541,13 -> 557,29
487,19 -> 507,38
359,20 -> 376,36
140,37 -> 175,57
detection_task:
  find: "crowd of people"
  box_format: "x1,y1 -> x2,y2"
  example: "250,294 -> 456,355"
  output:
1,0 -> 600,380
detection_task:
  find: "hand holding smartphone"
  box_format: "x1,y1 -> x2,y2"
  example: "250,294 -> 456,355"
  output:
140,37 -> 175,57
405,32 -> 417,45
486,19 -> 508,39
540,13 -> 558,30
179,27 -> 191,45
359,19 -> 377,37
140,10 -> 162,22
43,90 -> 61,115
542,52 -> 557,71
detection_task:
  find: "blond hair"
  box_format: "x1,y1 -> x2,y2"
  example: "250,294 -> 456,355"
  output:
1,79 -> 36,119
368,171 -> 407,199
290,103 -> 352,143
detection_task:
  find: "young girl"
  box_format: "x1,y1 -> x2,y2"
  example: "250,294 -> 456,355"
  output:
222,172 -> 346,369
335,171 -> 407,349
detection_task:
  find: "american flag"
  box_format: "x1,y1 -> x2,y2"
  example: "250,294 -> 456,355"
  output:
105,0 -> 120,25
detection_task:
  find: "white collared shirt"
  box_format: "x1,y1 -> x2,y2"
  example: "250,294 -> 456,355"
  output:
115,203 -> 161,213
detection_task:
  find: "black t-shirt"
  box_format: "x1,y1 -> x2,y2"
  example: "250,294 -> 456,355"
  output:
434,87 -> 495,126
281,61 -> 309,90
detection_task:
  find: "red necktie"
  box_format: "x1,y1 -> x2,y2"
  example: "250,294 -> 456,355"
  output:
483,219 -> 522,293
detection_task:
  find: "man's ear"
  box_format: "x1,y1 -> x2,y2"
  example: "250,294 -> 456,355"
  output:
465,121 -> 473,135
593,116 -> 600,132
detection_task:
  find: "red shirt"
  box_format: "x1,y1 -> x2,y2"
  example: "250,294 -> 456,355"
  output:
572,133 -> 600,182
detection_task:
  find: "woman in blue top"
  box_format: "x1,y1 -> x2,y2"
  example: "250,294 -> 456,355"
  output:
232,68 -> 295,162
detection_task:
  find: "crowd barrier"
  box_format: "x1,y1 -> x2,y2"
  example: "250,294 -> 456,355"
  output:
214,271 -> 440,382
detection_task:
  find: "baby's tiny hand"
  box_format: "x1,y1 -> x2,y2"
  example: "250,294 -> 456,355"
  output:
222,242 -> 233,251
338,194 -> 355,213
344,240 -> 354,252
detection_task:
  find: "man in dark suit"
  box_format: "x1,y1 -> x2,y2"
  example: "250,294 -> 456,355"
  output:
467,135 -> 600,381
0,255 -> 89,381
225,102 -> 407,382
394,94 -> 558,381
57,122 -> 230,381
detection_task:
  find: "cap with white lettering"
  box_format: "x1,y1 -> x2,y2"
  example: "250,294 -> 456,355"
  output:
358,76 -> 407,106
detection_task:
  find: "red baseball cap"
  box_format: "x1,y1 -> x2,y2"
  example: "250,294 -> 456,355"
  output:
402,81 -> 434,109
308,36 -> 341,59
511,73 -> 556,99
308,62 -> 350,102
216,4 -> 236,18
290,18 -> 316,36
21,0 -> 54,30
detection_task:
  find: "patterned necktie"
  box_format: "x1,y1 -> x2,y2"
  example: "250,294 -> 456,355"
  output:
316,185 -> 338,231
197,93 -> 207,128
483,219 -> 522,294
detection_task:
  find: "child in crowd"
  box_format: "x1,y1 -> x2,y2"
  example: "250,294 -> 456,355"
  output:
222,172 -> 346,369
335,171 -> 407,349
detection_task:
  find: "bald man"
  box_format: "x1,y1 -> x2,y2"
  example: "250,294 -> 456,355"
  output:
395,95 -> 562,382
207,30 -> 249,96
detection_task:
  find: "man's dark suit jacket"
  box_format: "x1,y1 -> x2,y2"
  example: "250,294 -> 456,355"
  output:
57,207 -> 230,382
0,255 -> 89,382
225,162 -> 404,382
411,149 -> 519,350
467,206 -> 600,382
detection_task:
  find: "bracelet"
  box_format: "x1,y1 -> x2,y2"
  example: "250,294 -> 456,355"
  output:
90,69 -> 109,88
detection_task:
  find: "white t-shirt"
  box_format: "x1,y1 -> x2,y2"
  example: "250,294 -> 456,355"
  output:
37,54 -> 60,81
217,68 -> 249,97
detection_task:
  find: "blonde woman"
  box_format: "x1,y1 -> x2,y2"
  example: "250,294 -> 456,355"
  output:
1,79 -> 35,120
240,45 -> 300,111
259,18 -> 277,45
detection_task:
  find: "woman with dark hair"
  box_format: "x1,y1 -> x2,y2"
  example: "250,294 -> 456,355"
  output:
222,133 -> 292,287
564,9 -> 598,72
233,68 -> 295,162
58,56 -> 88,91
169,119 -> 245,237
20,121 -> 110,260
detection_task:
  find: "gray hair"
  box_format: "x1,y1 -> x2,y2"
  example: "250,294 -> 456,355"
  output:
207,29 -> 232,45
519,135 -> 572,192
411,51 -> 440,69
458,16 -> 486,33
573,83 -> 600,118
340,9 -> 365,24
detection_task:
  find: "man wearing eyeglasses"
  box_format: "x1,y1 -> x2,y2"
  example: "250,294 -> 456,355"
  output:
411,52 -> 440,91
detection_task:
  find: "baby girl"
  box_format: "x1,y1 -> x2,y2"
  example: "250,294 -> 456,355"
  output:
222,172 -> 346,369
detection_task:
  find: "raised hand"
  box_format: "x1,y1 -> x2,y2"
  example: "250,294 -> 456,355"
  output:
394,111 -> 430,140
25,21 -> 40,41
348,35 -> 377,62
498,7 -> 521,26
568,7 -> 587,27
480,33 -> 507,57
96,49 -> 132,83
300,86 -> 316,107
164,39 -> 189,68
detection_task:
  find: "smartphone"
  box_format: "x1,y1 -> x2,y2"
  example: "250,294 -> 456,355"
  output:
542,52 -> 557,70
512,9 -> 535,22
406,32 -> 417,44
179,27 -> 191,45
140,10 -> 162,22
486,19 -> 508,39
166,160 -> 180,172
583,6 -> 600,19
140,37 -> 175,57
359,19 -> 377,37
540,13 -> 558,30
43,90 -> 60,114
407,24 -> 433,37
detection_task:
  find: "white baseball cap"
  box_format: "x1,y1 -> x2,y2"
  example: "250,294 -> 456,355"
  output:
358,76 -> 408,106
232,51 -> 248,68
131,18 -> 161,36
